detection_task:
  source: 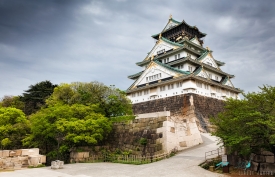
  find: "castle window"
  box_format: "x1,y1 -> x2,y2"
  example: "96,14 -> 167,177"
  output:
205,84 -> 209,90
175,55 -> 177,60
157,49 -> 165,55
146,77 -> 148,82
208,73 -> 212,79
196,81 -> 202,88
215,76 -> 219,80
188,66 -> 193,72
132,93 -> 136,97
168,84 -> 174,90
160,86 -> 166,91
178,54 -> 180,59
159,73 -> 161,78
207,62 -> 212,66
176,82 -> 182,88
137,91 -> 142,96
144,90 -> 149,95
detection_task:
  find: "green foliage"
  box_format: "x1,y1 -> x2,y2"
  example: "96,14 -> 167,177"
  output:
110,115 -> 136,123
0,95 -> 25,110
139,138 -> 147,146
20,80 -> 57,115
46,82 -> 133,117
211,85 -> 275,156
0,107 -> 30,149
23,103 -> 112,160
28,164 -> 46,168
1,138 -> 11,148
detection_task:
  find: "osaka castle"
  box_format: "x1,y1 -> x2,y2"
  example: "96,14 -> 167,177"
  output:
126,16 -> 241,104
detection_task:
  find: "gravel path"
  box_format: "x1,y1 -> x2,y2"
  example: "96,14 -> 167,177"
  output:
1,133 -> 224,177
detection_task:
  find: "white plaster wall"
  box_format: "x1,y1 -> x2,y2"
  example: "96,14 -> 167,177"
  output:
182,63 -> 196,72
128,79 -> 238,104
138,69 -> 172,85
204,69 -> 222,82
156,113 -> 203,152
191,38 -> 201,46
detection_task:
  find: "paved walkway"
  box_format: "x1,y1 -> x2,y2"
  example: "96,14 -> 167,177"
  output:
1,133 -> 223,177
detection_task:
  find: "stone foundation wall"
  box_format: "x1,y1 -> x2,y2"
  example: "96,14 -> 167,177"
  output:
251,151 -> 275,173
106,116 -> 167,156
72,94 -> 223,157
228,150 -> 275,173
133,93 -> 224,132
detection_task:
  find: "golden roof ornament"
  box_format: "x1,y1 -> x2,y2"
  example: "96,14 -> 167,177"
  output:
169,14 -> 172,19
206,46 -> 210,51
159,33 -> 162,39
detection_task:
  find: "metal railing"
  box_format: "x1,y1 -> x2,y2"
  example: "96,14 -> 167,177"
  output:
205,147 -> 224,160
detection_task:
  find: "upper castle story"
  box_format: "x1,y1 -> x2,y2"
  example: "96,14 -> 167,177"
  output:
126,16 -> 241,104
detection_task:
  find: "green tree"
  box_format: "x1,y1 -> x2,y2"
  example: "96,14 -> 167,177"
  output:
0,107 -> 30,149
23,104 -> 112,160
20,80 -> 57,115
211,85 -> 275,156
0,95 -> 25,110
46,82 -> 132,117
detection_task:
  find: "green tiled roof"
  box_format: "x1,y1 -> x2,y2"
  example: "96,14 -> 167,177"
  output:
221,76 -> 229,85
170,18 -> 181,24
152,18 -> 207,38
161,37 -> 183,47
128,70 -> 144,79
154,60 -> 190,75
196,51 -> 209,61
193,66 -> 203,76
136,60 -> 150,66
215,59 -> 225,66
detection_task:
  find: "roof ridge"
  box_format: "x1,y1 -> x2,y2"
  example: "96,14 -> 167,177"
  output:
128,70 -> 144,78
161,37 -> 183,47
170,18 -> 181,24
196,51 -> 209,61
154,60 -> 190,75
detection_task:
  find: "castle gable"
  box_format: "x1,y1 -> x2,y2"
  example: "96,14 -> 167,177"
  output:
163,18 -> 181,31
129,61 -> 184,89
222,77 -> 234,87
190,37 -> 201,46
193,67 -> 208,79
200,53 -> 218,69
145,38 -> 181,61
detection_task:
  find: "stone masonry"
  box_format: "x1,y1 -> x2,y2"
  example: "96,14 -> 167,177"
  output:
133,93 -> 224,132
73,93 -> 224,158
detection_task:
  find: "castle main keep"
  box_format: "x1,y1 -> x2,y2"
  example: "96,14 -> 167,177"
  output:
120,16 -> 241,154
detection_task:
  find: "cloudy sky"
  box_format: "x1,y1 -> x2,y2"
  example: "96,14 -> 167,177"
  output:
0,0 -> 275,97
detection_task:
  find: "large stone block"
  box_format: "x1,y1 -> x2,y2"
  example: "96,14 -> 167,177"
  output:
179,141 -> 187,147
259,163 -> 275,173
251,161 -> 259,171
262,150 -> 274,156
265,156 -> 274,163
2,150 -> 10,157
253,154 -> 266,163
15,149 -> 22,156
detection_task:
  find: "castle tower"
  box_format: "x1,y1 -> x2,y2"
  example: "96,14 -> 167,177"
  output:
126,17 -> 241,104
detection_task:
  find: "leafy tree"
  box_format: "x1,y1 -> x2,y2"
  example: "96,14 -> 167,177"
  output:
23,104 -> 112,160
0,107 -> 30,149
0,95 -> 25,110
211,85 -> 275,156
46,82 -> 132,117
20,80 -> 57,115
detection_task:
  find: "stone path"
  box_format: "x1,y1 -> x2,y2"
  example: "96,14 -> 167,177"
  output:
1,133 -> 224,177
